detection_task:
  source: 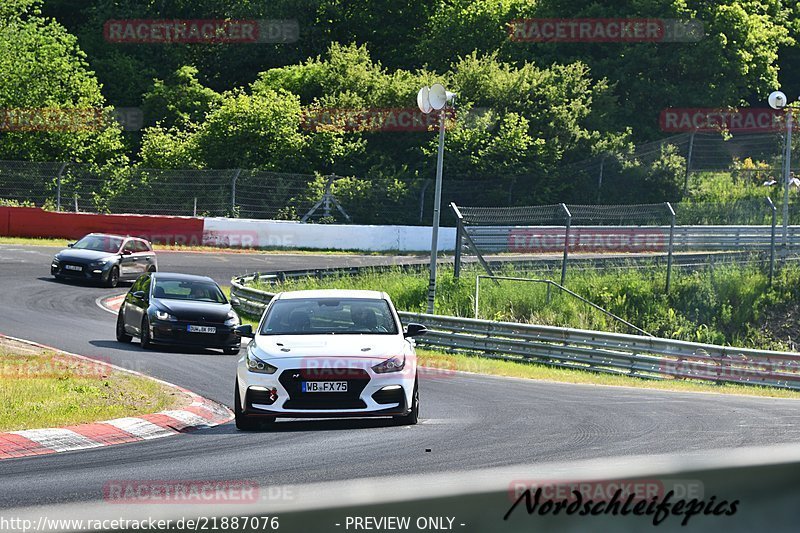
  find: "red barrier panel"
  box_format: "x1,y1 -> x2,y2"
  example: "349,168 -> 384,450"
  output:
0,207 -> 204,245
0,207 -> 8,236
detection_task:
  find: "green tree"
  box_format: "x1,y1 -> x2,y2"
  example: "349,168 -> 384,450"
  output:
0,0 -> 125,165
141,66 -> 222,129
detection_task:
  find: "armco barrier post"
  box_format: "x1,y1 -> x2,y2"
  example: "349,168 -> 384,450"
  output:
560,203 -> 571,286
767,196 -> 777,285
454,218 -> 463,280
666,202 -> 676,292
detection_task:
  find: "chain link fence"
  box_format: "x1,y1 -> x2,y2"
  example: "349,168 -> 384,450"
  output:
0,127 -> 796,225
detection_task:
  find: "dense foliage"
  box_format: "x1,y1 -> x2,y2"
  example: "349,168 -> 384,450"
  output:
2,0 -> 799,213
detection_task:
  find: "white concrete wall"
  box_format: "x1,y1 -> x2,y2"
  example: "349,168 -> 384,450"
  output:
202,218 -> 457,252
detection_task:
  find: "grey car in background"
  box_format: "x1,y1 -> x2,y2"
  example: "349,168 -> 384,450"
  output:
51,233 -> 157,288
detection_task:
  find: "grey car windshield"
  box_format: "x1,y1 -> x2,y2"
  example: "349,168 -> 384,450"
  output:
261,298 -> 398,335
152,279 -> 227,303
73,235 -> 123,253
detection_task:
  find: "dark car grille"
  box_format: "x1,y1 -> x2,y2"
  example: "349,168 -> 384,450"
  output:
57,262 -> 86,276
279,368 -> 370,410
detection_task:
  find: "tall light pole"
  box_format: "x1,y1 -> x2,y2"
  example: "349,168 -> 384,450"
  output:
418,84 -> 455,314
769,90 -> 796,251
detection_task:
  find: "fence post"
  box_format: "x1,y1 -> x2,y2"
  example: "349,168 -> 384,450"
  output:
55,162 -> 66,212
597,157 -> 604,203
193,197 -> 197,218
231,169 -> 241,216
767,196 -> 777,286
560,203 -> 571,286
666,202 -> 676,292
419,180 -> 431,223
683,131 -> 695,196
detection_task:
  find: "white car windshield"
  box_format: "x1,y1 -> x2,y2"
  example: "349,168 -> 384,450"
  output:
260,298 -> 398,335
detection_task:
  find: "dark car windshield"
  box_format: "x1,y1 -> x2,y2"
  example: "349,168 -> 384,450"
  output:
152,279 -> 227,303
72,235 -> 123,253
260,298 -> 398,335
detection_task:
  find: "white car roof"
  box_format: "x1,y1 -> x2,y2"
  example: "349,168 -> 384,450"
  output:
276,289 -> 389,300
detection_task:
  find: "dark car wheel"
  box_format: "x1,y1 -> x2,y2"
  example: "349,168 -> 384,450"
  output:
234,382 -> 273,430
394,378 -> 419,426
105,266 -> 120,288
116,310 -> 132,343
140,317 -> 153,349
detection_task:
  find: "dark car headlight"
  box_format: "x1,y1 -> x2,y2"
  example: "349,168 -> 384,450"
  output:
246,345 -> 277,374
154,310 -> 178,322
372,356 -> 406,374
224,310 -> 240,327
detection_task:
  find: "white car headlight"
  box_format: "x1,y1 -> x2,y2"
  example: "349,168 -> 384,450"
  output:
247,345 -> 277,374
372,356 -> 405,374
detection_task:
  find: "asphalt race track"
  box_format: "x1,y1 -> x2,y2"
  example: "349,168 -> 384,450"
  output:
2,244 -> 800,511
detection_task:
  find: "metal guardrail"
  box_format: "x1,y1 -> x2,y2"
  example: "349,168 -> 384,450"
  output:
464,224 -> 797,253
231,272 -> 800,392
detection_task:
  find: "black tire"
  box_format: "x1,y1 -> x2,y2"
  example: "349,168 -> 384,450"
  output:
235,382 -> 272,430
394,378 -> 419,425
105,266 -> 120,288
116,310 -> 132,343
140,317 -> 153,349
223,345 -> 241,355
147,265 -> 156,273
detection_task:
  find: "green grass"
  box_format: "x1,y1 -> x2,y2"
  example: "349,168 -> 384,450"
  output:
416,349 -> 800,399
0,347 -> 182,431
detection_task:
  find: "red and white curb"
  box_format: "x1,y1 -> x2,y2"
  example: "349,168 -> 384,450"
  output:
0,334 -> 233,460
98,293 -> 125,314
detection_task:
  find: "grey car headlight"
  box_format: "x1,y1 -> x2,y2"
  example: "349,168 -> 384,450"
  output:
89,258 -> 114,268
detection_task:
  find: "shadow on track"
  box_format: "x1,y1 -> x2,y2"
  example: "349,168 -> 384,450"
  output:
214,417 -> 402,433
89,339 -> 240,357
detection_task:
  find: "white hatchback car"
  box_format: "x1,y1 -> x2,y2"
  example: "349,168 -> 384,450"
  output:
234,289 -> 427,430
